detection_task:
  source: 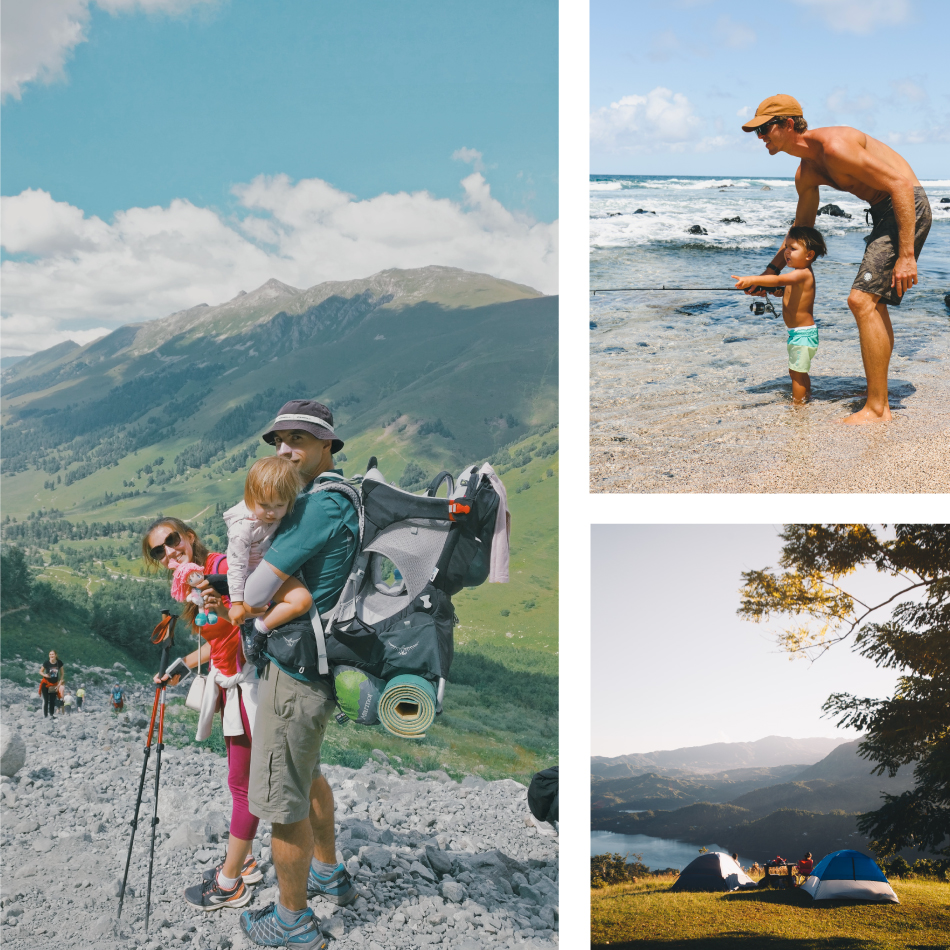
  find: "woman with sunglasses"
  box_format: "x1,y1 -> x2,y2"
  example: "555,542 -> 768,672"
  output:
142,517 -> 263,911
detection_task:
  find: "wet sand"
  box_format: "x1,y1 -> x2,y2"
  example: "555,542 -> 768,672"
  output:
591,365 -> 950,494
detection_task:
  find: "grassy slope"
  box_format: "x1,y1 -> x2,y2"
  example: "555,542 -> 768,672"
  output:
1,433 -> 557,783
592,877 -> 950,949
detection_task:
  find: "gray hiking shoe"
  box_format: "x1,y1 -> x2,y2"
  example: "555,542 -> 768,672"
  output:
306,862 -> 357,905
240,903 -> 327,949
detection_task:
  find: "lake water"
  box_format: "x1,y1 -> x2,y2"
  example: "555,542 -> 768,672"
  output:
590,175 -> 950,492
591,829 -> 757,872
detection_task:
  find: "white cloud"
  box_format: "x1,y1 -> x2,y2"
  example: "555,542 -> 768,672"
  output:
737,105 -> 751,118
825,86 -> 878,117
715,15 -> 756,49
791,0 -> 911,35
886,119 -> 950,145
452,147 -> 485,173
590,87 -> 705,152
0,172 -> 558,356
0,0 -> 214,100
890,78 -> 928,104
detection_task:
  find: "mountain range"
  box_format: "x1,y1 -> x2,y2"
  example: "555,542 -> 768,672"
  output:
591,735 -> 844,778
1,265 -> 557,522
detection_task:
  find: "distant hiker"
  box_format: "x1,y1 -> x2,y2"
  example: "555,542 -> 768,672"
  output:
76,686 -> 85,710
63,692 -> 75,714
111,684 -> 124,711
144,517 -> 260,911
238,400 -> 357,949
38,649 -> 65,718
224,455 -> 313,632
742,94 -> 932,423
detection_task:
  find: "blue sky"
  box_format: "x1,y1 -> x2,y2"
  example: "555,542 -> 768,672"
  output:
591,0 -> 950,177
591,525 -> 903,756
1,0 -> 557,355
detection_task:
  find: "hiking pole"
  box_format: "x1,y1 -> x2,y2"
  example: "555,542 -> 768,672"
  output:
117,684 -> 162,919
144,680 -> 168,932
144,612 -> 176,932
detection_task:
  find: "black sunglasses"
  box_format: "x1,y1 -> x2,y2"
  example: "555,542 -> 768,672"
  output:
756,117 -> 785,137
149,530 -> 181,560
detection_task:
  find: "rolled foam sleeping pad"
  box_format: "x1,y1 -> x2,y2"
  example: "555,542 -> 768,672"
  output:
378,674 -> 438,739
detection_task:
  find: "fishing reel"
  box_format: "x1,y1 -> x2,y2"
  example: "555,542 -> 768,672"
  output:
749,288 -> 780,319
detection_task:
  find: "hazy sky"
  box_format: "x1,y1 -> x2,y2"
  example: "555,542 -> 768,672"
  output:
591,525 -> 905,757
1,0 -> 558,356
590,0 -> 950,177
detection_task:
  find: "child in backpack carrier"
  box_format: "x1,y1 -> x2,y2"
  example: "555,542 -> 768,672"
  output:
225,455 -> 313,635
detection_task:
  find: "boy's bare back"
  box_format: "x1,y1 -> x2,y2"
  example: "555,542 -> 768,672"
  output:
777,267 -> 815,329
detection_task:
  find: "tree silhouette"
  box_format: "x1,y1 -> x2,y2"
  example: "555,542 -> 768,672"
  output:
739,524 -> 950,857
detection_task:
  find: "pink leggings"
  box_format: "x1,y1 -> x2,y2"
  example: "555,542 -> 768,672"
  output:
222,688 -> 260,841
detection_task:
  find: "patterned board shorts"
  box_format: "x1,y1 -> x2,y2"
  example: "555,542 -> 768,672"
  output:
853,187 -> 932,306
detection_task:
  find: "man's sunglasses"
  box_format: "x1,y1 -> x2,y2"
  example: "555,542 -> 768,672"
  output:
756,117 -> 785,137
149,531 -> 181,560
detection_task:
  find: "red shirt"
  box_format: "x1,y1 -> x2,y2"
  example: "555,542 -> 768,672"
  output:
798,858 -> 814,876
196,553 -> 243,676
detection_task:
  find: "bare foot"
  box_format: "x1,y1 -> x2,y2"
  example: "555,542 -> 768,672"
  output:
840,404 -> 892,424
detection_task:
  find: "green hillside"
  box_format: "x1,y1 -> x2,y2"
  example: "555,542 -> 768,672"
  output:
1,268 -> 557,781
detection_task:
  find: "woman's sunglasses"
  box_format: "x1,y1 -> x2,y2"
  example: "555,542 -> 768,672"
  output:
149,531 -> 181,560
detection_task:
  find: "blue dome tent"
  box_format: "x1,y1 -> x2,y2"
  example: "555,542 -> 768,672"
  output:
799,849 -> 899,903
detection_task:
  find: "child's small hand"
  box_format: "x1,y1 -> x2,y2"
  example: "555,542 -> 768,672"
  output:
229,603 -> 248,625
731,275 -> 755,290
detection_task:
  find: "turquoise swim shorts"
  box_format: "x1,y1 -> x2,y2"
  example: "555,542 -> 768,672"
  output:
787,325 -> 819,373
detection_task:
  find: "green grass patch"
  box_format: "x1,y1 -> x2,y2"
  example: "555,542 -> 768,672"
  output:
591,877 -> 950,949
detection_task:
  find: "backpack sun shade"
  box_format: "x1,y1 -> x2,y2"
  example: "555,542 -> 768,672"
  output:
258,459 -> 509,738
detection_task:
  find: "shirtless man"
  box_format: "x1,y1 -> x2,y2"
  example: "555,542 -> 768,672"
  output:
742,94 -> 932,424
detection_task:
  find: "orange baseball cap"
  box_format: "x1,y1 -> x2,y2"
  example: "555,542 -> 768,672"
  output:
741,94 -> 803,131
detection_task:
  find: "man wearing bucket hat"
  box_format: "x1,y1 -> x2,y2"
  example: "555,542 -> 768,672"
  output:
742,94 -> 932,424
237,399 -> 359,949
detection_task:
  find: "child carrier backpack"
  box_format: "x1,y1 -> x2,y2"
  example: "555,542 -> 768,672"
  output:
286,457 -> 509,734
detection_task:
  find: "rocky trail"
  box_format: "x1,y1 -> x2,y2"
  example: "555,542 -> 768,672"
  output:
0,680 -> 558,950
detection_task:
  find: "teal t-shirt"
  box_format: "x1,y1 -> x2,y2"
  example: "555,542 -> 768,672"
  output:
263,471 -> 359,680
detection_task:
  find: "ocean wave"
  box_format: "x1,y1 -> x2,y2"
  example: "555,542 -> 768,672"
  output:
921,180 -> 950,188
589,181 -> 624,191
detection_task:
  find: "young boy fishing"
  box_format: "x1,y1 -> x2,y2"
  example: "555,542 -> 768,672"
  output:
732,226 -> 827,404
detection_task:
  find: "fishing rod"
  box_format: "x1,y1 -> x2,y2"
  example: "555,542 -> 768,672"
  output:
591,286 -> 949,294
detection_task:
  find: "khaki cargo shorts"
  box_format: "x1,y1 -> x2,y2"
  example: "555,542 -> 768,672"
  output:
247,663 -> 335,825
852,186 -> 932,306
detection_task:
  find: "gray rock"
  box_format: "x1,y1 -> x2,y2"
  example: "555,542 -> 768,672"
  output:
321,915 -> 345,939
817,203 -> 851,218
687,225 -> 708,235
359,845 -> 392,870
0,730 -> 26,776
440,880 -> 467,903
425,846 -> 454,877
410,860 -> 437,883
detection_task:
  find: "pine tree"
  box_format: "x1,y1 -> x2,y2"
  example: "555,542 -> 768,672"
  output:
739,524 -> 950,857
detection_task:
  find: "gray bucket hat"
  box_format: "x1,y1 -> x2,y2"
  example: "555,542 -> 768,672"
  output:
262,399 -> 344,454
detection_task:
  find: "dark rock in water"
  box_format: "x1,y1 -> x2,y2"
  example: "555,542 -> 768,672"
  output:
603,346 -> 626,353
607,212 -> 622,217
589,321 -> 598,329
944,293 -> 950,310
761,186 -> 771,191
634,208 -> 656,214
723,336 -> 752,344
720,216 -> 744,224
941,197 -> 950,203
636,342 -> 650,347
687,225 -> 708,235
818,203 -> 851,218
